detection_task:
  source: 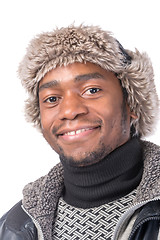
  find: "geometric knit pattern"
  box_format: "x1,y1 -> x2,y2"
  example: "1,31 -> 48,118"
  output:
52,189 -> 137,240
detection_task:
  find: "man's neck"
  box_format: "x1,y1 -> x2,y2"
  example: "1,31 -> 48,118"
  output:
61,138 -> 143,208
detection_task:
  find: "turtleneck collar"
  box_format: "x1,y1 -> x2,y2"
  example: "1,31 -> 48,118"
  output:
61,138 -> 143,208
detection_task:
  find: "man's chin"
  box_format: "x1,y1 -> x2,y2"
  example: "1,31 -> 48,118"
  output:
59,143 -> 109,167
60,154 -> 97,167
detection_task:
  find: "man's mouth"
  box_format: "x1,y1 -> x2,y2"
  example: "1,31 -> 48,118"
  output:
63,128 -> 94,136
57,126 -> 100,142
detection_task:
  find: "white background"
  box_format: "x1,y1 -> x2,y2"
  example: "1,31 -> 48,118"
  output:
0,0 -> 160,216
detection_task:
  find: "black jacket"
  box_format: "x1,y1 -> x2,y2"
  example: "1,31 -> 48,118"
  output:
0,201 -> 37,240
0,200 -> 160,239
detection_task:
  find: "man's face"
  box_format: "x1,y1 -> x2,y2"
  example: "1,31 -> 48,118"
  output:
39,62 -> 134,166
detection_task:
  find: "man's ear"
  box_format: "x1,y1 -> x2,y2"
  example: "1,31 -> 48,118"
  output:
130,112 -> 138,120
126,103 -> 138,120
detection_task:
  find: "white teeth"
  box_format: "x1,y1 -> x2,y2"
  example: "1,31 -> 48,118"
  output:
64,128 -> 91,136
65,131 -> 76,136
76,129 -> 84,134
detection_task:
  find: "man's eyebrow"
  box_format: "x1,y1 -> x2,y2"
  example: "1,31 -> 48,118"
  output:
38,72 -> 105,92
39,80 -> 59,92
75,72 -> 105,82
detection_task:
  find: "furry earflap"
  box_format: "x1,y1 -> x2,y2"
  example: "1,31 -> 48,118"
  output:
18,25 -> 159,137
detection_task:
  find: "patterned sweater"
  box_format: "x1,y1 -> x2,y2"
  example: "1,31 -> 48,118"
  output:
53,190 -> 137,239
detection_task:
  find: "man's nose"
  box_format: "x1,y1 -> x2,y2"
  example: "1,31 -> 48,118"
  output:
58,93 -> 88,120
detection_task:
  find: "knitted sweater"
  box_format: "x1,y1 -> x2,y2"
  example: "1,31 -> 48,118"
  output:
51,138 -> 142,239
52,190 -> 137,239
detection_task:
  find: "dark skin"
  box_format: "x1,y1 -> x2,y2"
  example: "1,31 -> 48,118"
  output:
39,62 -> 137,167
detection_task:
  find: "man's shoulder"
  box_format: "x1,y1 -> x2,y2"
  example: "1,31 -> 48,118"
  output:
135,140 -> 160,204
23,162 -> 64,206
141,140 -> 160,161
0,201 -> 37,239
0,201 -> 29,230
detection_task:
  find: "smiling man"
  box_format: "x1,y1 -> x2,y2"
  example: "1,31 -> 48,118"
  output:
0,25 -> 160,240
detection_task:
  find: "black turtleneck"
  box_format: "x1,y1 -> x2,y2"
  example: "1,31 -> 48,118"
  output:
61,138 -> 143,209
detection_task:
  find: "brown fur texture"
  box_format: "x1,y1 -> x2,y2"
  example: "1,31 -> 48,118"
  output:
18,25 -> 159,137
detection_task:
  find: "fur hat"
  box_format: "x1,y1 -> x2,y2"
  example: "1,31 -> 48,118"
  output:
18,24 -> 159,137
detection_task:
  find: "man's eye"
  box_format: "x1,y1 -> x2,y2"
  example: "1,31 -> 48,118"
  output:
44,96 -> 57,103
85,88 -> 101,95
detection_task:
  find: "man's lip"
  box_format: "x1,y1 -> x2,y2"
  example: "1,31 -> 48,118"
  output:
56,125 -> 100,136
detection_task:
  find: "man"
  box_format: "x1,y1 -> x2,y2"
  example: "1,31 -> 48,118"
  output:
0,25 -> 160,240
